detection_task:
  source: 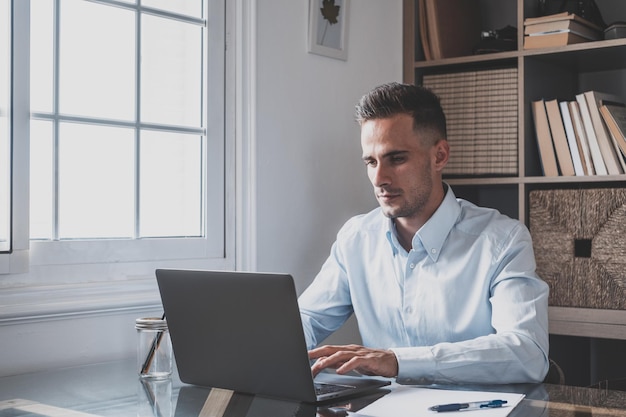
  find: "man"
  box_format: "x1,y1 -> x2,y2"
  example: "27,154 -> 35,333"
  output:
299,82 -> 549,385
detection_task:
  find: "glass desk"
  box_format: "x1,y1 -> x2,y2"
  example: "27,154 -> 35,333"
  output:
1,359 -> 625,417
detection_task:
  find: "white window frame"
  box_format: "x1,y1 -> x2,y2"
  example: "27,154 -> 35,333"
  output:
0,0 -> 236,303
0,0 -> 29,274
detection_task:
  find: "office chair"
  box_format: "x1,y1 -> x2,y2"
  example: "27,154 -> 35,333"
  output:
543,358 -> 566,385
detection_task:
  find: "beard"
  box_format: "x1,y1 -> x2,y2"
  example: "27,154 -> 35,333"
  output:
377,160 -> 434,220
379,180 -> 432,220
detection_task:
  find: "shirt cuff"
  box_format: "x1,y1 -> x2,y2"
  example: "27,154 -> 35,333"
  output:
389,346 -> 437,385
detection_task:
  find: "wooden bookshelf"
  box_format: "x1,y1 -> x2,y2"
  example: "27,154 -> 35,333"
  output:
403,0 -> 626,341
549,307 -> 626,340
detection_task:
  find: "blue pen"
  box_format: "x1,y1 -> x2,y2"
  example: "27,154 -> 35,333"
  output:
429,399 -> 507,412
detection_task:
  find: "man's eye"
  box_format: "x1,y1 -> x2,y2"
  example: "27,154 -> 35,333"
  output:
364,160 -> 377,167
391,156 -> 405,164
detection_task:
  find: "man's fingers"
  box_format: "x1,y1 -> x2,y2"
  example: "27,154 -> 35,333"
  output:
334,351 -> 384,375
308,345 -> 398,378
308,344 -> 361,360
310,351 -> 351,376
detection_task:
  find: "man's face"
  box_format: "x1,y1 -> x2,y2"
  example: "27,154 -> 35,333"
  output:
360,114 -> 444,222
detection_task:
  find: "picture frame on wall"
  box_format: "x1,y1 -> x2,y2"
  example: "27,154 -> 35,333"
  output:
308,0 -> 349,60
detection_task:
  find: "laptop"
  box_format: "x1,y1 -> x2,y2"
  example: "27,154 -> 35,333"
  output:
155,269 -> 390,403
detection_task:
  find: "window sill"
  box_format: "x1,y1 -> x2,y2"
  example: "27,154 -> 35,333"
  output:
0,278 -> 162,325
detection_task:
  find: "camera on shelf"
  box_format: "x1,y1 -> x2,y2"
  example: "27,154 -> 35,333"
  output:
473,25 -> 517,54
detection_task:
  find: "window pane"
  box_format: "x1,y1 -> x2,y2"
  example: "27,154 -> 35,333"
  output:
141,0 -> 202,20
58,123 -> 134,239
59,0 -> 135,120
30,120 -> 54,240
140,131 -> 202,237
30,0 -> 54,113
0,0 -> 9,252
141,15 -> 202,127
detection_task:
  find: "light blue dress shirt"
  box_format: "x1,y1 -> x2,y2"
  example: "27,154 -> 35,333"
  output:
299,185 -> 549,385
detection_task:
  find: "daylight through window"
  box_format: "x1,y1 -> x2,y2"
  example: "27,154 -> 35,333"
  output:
30,0 -> 207,241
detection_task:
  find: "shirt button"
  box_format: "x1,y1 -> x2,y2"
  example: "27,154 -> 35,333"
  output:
431,248 -> 437,254
405,307 -> 413,314
409,263 -> 415,269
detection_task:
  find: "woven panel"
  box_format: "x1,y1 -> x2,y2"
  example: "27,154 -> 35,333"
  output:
529,189 -> 626,309
423,67 -> 518,176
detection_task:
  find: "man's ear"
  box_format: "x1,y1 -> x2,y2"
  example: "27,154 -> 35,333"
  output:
433,140 -> 450,170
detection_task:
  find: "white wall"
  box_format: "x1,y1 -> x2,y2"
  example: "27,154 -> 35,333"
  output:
0,0 -> 402,376
255,1 -> 402,283
254,0 -> 403,343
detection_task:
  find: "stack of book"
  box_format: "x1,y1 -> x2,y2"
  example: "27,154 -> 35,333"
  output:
423,68 -> 518,176
524,12 -> 603,49
531,91 -> 626,176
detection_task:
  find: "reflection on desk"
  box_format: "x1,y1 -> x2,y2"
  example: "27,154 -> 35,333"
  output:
1,359 -> 626,417
170,384 -> 626,417
519,384 -> 626,417
173,384 -> 390,417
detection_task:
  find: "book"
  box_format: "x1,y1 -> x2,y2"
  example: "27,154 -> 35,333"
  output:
599,97 -> 626,172
531,99 -> 559,176
575,93 -> 607,175
568,101 -> 594,175
559,101 -> 585,175
545,99 -> 575,176
607,126 -> 626,172
418,0 -> 432,60
524,31 -> 589,49
600,103 -> 626,159
583,91 -> 624,175
524,20 -> 602,41
422,0 -> 482,60
524,12 -> 603,31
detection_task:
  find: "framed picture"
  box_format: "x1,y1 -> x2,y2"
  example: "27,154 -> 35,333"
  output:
308,0 -> 349,60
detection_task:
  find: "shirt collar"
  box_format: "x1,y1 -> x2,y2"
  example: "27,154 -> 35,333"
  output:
418,184 -> 460,262
385,219 -> 401,256
385,183 -> 461,262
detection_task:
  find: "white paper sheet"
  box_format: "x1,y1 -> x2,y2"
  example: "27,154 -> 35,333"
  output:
351,386 -> 525,417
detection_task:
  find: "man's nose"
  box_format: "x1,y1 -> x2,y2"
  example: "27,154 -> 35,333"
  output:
371,164 -> 390,188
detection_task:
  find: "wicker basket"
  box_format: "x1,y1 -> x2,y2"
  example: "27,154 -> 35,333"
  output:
529,188 -> 626,309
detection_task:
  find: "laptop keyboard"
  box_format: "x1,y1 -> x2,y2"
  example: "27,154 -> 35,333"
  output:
314,382 -> 355,395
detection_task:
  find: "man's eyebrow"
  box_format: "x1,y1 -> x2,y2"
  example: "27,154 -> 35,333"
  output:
362,150 -> 409,161
385,150 -> 409,157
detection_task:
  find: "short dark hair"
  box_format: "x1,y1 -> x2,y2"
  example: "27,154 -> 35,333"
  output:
355,82 -> 447,144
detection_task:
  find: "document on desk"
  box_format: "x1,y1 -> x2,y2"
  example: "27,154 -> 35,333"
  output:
351,386 -> 525,417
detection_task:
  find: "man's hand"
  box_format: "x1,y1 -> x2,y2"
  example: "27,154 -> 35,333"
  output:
308,344 -> 398,378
